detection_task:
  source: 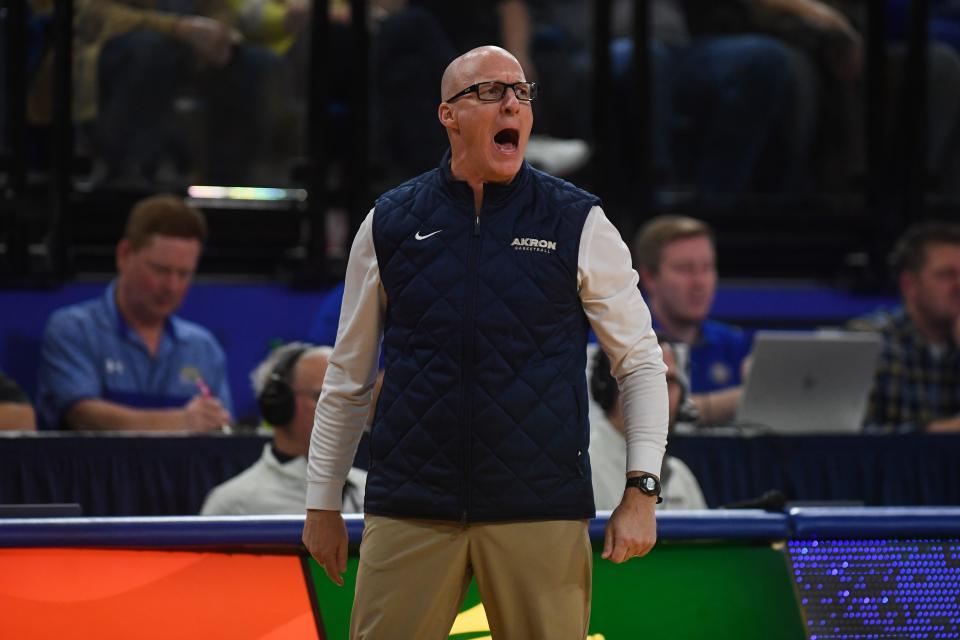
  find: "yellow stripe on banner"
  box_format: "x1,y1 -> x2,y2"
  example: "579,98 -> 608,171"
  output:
450,603 -> 488,635
448,602 -> 606,639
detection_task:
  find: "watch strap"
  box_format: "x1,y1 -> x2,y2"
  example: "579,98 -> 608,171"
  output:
626,474 -> 663,504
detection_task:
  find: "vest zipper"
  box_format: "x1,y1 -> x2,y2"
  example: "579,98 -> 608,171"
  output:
460,212 -> 482,520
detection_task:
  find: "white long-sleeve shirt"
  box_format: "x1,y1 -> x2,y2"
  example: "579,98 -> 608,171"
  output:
306,205 -> 668,511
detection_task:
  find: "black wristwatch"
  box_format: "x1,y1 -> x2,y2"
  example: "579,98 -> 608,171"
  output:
626,474 -> 663,504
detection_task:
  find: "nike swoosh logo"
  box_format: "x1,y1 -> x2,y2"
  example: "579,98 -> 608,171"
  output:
415,230 -> 442,240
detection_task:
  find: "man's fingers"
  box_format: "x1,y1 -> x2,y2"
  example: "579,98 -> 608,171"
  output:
302,511 -> 347,586
607,535 -> 657,563
323,557 -> 344,587
632,534 -> 657,558
195,398 -> 229,427
337,538 -> 348,574
609,541 -> 629,564
601,526 -> 614,559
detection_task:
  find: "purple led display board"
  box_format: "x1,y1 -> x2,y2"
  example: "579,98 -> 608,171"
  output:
786,539 -> 960,639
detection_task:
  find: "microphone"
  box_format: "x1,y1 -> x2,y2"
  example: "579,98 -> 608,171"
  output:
720,489 -> 787,512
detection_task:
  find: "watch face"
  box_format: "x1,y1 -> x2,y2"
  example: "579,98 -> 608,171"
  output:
642,476 -> 656,492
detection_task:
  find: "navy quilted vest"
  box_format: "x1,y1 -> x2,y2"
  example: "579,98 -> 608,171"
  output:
368,152 -> 601,522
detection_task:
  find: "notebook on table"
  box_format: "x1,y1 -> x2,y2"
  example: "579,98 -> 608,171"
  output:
735,330 -> 882,434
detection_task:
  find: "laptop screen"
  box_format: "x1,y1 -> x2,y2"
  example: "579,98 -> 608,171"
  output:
736,331 -> 882,434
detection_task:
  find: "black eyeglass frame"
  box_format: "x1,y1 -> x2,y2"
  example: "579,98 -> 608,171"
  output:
444,81 -> 539,104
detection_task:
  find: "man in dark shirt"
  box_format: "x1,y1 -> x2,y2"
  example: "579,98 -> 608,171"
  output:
850,222 -> 960,433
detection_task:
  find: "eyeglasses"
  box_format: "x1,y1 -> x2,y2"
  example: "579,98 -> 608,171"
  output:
445,81 -> 538,104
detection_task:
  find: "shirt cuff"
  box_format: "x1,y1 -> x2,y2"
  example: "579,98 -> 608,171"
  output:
626,446 -> 666,478
306,480 -> 346,511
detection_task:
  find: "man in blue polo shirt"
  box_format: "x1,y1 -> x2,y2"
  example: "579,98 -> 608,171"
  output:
37,195 -> 232,430
635,215 -> 752,425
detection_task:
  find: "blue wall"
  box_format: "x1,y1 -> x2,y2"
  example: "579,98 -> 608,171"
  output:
0,280 -> 897,424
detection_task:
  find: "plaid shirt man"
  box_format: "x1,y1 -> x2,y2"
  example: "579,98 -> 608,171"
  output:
850,306 -> 960,432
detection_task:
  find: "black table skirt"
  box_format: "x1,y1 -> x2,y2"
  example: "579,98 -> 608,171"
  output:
1,432 -> 957,516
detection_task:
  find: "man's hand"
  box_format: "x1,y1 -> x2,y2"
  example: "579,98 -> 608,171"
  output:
303,509 -> 348,586
801,0 -> 855,35
174,16 -> 237,67
759,0 -> 862,78
601,486 -> 658,563
799,0 -> 863,79
181,395 -> 231,431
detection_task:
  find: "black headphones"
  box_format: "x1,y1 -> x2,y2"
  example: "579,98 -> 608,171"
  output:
258,345 -> 310,427
590,348 -> 620,414
590,344 -> 689,415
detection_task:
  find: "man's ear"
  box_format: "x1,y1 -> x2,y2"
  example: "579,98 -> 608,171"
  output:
638,266 -> 656,293
438,103 -> 458,132
116,238 -> 131,273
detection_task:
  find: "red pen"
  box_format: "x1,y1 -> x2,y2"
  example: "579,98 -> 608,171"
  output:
195,376 -> 232,434
195,377 -> 212,398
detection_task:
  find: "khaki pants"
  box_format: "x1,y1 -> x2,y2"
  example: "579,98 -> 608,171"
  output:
350,516 -> 592,640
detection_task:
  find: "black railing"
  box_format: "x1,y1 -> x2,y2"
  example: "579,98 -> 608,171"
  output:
0,0 -> 949,284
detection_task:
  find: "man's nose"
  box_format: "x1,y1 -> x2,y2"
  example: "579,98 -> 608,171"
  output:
500,88 -> 521,112
162,272 -> 185,291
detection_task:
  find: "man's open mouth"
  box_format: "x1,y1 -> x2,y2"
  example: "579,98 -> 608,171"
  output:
493,128 -> 520,153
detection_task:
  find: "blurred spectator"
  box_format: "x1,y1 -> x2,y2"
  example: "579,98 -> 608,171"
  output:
523,0 -> 593,142
228,0 -> 357,173
0,372 -> 37,431
615,0 -> 800,195
634,215 -> 751,425
372,0 -> 589,180
883,0 -> 960,198
775,0 -> 960,198
36,194 -> 233,430
526,0 -> 863,196
849,222 -> 960,433
201,342 -> 367,515
231,0 -> 317,54
589,343 -> 706,510
27,0 -> 281,185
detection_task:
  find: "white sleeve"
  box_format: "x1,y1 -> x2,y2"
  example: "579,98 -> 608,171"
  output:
306,209 -> 386,510
578,206 -> 669,477
660,457 -> 707,510
199,486 -> 229,516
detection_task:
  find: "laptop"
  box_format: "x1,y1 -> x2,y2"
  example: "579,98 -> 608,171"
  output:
735,330 -> 883,434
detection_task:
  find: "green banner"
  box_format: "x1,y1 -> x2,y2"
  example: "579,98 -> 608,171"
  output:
308,540 -> 805,639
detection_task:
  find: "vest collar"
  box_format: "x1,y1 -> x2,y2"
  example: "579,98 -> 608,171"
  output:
439,148 -> 531,210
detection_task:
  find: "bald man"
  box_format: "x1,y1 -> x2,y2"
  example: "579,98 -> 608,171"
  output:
302,46 -> 668,639
200,343 -> 367,515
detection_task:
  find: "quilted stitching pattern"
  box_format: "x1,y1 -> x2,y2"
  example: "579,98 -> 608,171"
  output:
367,162 -> 601,521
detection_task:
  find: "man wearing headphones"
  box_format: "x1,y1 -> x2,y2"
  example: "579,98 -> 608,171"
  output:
589,340 -> 706,511
201,342 -> 366,515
